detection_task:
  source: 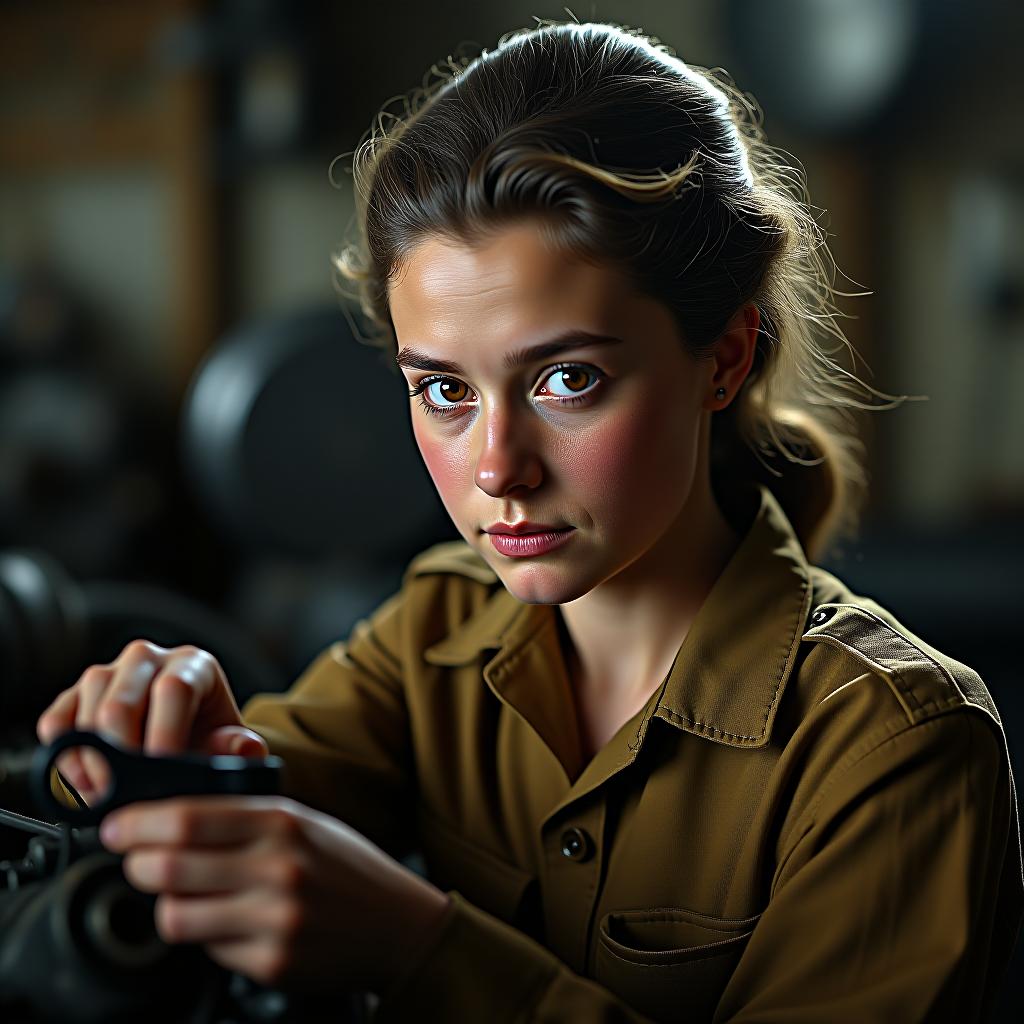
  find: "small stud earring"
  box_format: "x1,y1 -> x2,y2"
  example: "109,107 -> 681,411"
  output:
715,387 -> 727,400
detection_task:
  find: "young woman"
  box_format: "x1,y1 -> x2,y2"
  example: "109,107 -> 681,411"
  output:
37,20 -> 1022,1023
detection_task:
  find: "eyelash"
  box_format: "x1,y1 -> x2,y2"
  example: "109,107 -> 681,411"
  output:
407,363 -> 604,419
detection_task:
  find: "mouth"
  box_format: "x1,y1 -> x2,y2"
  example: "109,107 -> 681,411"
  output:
485,526 -> 575,558
483,522 -> 571,535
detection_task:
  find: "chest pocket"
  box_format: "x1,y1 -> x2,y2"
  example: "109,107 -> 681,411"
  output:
594,905 -> 762,1023
416,806 -> 543,942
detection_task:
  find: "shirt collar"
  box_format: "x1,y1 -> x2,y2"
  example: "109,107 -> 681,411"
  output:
424,483 -> 813,749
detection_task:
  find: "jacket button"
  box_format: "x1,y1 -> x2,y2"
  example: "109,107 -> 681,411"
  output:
560,827 -> 594,862
810,607 -> 836,626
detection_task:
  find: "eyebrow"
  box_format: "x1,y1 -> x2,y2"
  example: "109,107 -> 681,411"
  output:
394,330 -> 626,375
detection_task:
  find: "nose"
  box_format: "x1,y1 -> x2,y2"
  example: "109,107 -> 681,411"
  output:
474,403 -> 543,497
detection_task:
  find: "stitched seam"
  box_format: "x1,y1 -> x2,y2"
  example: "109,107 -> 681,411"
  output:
807,635 -> 978,721
803,634 -> 922,719
598,942 -> 743,967
628,677 -> 668,751
580,803 -> 603,968
490,615 -> 553,674
655,707 -> 761,742
810,603 -> 969,705
802,634 -> 894,684
608,918 -> 754,933
890,665 -> 926,715
608,907 -> 761,927
655,575 -> 809,743
756,574 -> 810,738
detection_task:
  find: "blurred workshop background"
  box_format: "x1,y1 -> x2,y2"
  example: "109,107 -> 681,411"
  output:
0,0 -> 1021,1013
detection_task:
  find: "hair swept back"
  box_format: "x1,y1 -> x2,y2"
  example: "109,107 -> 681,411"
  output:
331,18 -> 919,562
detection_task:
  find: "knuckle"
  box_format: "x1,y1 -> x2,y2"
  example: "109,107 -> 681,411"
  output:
187,648 -> 222,687
267,806 -> 301,840
78,665 -> 111,691
270,853 -> 306,892
37,711 -> 58,743
123,639 -> 160,660
168,807 -> 200,844
154,851 -> 180,888
200,650 -> 224,678
152,673 -> 193,699
95,700 -> 132,734
155,895 -> 184,942
177,645 -> 214,672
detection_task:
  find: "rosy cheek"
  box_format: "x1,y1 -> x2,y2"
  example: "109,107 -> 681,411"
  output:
560,409 -> 648,490
558,404 -> 681,525
413,419 -> 464,500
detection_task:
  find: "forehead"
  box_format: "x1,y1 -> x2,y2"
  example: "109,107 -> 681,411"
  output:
388,222 -> 636,353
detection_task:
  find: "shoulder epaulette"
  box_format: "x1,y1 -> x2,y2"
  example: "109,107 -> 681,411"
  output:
801,602 -> 1001,729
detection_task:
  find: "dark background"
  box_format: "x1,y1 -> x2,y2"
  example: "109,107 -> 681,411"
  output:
1,0 -> 1021,1018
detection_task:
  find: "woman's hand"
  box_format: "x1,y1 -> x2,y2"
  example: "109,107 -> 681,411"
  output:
36,639 -> 269,803
99,794 -> 452,995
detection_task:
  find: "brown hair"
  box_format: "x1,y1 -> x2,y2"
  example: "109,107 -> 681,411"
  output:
332,19 -> 919,562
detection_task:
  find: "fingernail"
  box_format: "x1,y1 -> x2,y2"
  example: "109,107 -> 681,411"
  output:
233,736 -> 261,757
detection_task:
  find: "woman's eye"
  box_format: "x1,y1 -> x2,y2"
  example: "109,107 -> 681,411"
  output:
408,363 -> 602,419
423,378 -> 469,407
537,365 -> 600,400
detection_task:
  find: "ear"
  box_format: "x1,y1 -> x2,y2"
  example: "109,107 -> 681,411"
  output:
704,304 -> 760,409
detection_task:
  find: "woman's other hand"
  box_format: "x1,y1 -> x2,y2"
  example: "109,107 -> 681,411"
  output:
99,795 -> 451,995
35,639 -> 269,804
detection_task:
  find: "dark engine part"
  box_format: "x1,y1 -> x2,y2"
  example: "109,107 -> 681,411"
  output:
0,731 -> 367,1023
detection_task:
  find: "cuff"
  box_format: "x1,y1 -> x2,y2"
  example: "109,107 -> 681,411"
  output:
373,891 -> 561,1023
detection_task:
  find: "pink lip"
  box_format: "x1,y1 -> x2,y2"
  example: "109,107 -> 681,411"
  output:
484,521 -> 565,535
487,528 -> 575,558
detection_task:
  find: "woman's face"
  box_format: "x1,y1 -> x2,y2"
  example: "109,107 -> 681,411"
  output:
389,220 -> 718,605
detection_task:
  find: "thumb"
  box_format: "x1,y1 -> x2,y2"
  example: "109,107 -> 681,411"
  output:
202,725 -> 269,758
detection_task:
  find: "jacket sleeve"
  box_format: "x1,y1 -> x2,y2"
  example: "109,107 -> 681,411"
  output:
239,588 -> 417,862
713,709 -> 1021,1024
372,709 -> 1021,1024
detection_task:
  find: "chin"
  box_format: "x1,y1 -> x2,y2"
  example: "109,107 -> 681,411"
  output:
492,561 -> 596,605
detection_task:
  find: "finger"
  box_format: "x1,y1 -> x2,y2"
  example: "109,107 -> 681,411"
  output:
38,688 -> 93,801
123,847 -> 251,895
101,796 -> 297,851
54,750 -> 92,802
154,891 -> 264,946
203,936 -> 290,988
95,646 -> 161,750
201,725 -> 270,758
37,686 -> 79,745
74,666 -> 115,797
143,652 -> 215,756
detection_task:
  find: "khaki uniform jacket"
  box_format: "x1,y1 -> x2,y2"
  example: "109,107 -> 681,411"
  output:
241,483 -> 1024,1019
235,481 -> 1024,1024
240,484 -> 1023,1023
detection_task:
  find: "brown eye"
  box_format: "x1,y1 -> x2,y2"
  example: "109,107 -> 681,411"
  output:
539,365 -> 600,399
434,379 -> 468,402
407,376 -> 476,418
559,369 -> 589,392
417,377 -> 470,409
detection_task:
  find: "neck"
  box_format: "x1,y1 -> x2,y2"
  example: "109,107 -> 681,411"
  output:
557,472 -> 741,702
